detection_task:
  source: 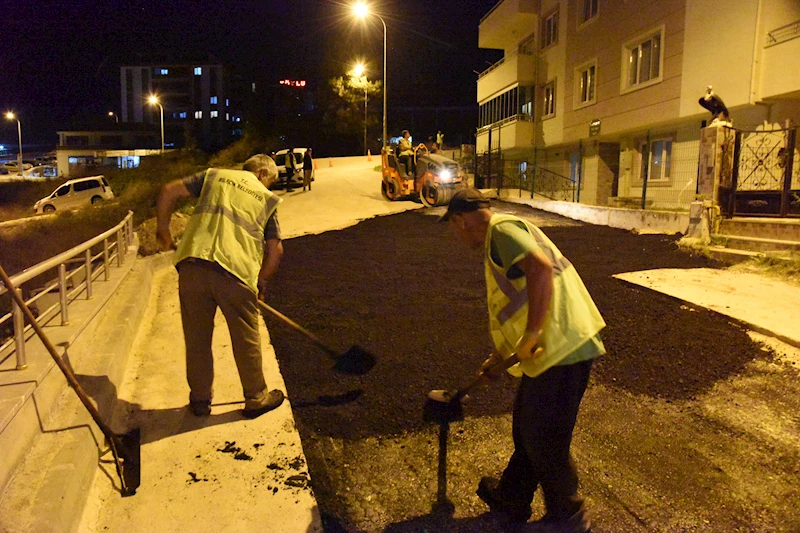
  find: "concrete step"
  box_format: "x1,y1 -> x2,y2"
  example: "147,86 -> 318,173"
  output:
715,234 -> 800,253
719,217 -> 800,241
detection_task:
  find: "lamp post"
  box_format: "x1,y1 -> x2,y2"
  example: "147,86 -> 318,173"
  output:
351,63 -> 368,155
5,112 -> 22,175
353,3 -> 387,150
108,111 -> 119,124
147,95 -> 164,153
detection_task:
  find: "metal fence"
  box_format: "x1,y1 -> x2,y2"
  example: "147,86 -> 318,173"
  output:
0,211 -> 134,370
474,153 -> 576,202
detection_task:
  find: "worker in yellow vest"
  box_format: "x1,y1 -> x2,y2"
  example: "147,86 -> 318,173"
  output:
440,188 -> 605,532
156,154 -> 286,419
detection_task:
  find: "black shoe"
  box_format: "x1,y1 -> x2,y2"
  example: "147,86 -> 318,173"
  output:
189,400 -> 211,417
527,504 -> 591,533
476,477 -> 532,523
242,389 -> 285,419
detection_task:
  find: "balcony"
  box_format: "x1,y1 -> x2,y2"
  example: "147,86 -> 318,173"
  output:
761,19 -> 800,100
479,0 -> 539,51
476,114 -> 533,154
478,51 -> 536,102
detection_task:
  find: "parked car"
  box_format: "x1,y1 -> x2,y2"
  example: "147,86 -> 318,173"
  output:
271,148 -> 313,189
0,167 -> 8,175
33,175 -> 114,214
24,165 -> 59,179
2,161 -> 33,173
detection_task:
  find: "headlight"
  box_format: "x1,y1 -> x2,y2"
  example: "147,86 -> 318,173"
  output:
439,169 -> 451,181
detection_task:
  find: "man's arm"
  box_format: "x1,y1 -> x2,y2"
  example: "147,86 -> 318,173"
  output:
514,250 -> 554,360
156,179 -> 192,252
257,238 -> 283,300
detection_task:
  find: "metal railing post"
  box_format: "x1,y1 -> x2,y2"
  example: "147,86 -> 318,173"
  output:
58,263 -> 69,325
85,249 -> 93,299
12,289 -> 26,369
117,230 -> 123,267
103,238 -> 110,281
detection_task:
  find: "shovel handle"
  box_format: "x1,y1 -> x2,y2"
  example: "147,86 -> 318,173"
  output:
257,300 -> 339,358
453,352 -> 523,402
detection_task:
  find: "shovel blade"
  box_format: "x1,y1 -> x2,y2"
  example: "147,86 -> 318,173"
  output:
332,345 -> 377,375
115,427 -> 141,496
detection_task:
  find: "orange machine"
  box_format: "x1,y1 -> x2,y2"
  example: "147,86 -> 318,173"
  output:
380,143 -> 465,206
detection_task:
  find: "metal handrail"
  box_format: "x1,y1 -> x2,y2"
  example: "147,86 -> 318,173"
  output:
477,113 -> 532,134
0,211 -> 134,370
766,19 -> 800,48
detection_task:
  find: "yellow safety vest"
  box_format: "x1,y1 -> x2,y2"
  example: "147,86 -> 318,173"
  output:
174,168 -> 282,293
484,214 -> 606,378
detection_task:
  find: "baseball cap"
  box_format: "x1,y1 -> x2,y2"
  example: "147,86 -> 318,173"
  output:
439,188 -> 490,222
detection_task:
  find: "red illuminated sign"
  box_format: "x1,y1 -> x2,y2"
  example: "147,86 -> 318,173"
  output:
279,79 -> 306,87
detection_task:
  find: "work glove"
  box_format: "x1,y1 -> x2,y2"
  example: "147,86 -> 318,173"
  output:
515,329 -> 544,361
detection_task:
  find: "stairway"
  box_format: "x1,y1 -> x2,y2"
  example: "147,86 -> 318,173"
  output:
712,218 -> 800,260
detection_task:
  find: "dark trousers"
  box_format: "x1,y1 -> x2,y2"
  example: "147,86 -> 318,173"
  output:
499,359 -> 593,518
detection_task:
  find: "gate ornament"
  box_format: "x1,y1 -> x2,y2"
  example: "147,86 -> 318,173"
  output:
699,86 -> 732,127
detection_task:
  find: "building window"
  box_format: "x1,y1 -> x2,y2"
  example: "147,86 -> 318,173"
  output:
194,67 -> 202,75
579,0 -> 598,25
479,86 -> 525,128
179,112 -> 187,119
519,34 -> 536,55
210,110 -> 219,118
542,9 -> 558,49
210,96 -> 218,104
226,113 -> 230,121
640,137 -> 673,182
543,81 -> 555,118
155,68 -> 168,76
575,61 -> 597,107
225,99 -> 229,107
623,28 -> 663,91
195,111 -> 202,119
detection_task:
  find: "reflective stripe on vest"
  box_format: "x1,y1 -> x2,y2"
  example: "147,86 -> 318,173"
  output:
174,168 -> 281,293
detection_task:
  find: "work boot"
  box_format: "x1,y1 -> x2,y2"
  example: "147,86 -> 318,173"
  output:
242,389 -> 285,419
526,503 -> 591,533
476,476 -> 532,523
189,400 -> 211,417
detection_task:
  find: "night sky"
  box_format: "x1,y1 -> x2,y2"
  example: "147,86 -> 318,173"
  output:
2,0 -> 502,147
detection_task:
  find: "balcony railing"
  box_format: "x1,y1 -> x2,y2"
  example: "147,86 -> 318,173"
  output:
766,19 -> 800,48
477,113 -> 532,134
0,211 -> 135,370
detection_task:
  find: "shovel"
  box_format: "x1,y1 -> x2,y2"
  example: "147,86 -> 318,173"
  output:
257,300 -> 376,375
0,265 -> 141,496
423,352 -> 522,424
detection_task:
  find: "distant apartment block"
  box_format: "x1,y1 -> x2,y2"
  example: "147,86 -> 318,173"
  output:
477,0 -> 800,209
120,63 -> 252,151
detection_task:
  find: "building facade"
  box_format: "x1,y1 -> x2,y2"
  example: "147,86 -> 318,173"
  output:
120,63 -> 251,152
477,0 -> 800,209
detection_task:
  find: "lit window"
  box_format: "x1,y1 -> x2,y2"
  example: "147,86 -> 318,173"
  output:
157,68 -> 168,75
579,0 -> 598,25
542,9 -> 558,48
543,81 -> 555,117
210,110 -> 218,118
210,96 -> 218,104
640,137 -> 673,182
624,29 -> 663,90
195,111 -> 202,119
251,83 -> 256,92
194,67 -> 202,75
179,112 -> 187,119
226,113 -> 230,121
575,61 -> 597,106
225,99 -> 229,106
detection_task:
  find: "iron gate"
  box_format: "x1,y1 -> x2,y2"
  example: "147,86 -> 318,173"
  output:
727,126 -> 800,217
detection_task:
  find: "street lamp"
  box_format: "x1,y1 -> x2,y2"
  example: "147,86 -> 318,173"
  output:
351,63 -> 368,155
108,111 -> 119,124
147,95 -> 164,153
5,112 -> 23,175
353,3 -> 387,150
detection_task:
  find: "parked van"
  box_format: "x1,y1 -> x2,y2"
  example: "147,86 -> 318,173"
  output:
33,176 -> 114,214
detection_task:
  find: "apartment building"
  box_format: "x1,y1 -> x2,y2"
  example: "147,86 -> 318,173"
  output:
120,63 -> 251,151
477,0 -> 800,209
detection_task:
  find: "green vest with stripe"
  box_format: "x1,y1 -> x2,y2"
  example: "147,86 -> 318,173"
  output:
484,214 -> 606,378
174,168 -> 282,293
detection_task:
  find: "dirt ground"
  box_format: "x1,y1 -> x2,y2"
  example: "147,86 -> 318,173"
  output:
264,201 -> 800,532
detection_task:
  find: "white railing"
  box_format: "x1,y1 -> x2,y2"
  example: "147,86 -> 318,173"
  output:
766,19 -> 800,48
0,211 -> 134,370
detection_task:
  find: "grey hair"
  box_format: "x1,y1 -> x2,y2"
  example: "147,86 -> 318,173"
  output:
243,154 -> 278,184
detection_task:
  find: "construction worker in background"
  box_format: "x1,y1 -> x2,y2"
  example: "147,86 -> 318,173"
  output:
284,147 -> 296,192
440,188 -> 605,533
398,130 -> 414,177
155,154 -> 286,419
436,129 -> 444,150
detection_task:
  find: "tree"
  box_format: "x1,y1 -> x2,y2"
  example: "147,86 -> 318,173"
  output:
322,75 -> 382,153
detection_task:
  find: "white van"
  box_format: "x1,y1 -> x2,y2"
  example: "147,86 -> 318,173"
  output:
33,175 -> 115,214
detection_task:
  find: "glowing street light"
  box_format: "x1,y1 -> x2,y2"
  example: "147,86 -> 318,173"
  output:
353,3 -> 387,150
108,111 -> 119,124
5,112 -> 23,175
147,95 -> 164,153
350,62 -> 369,156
